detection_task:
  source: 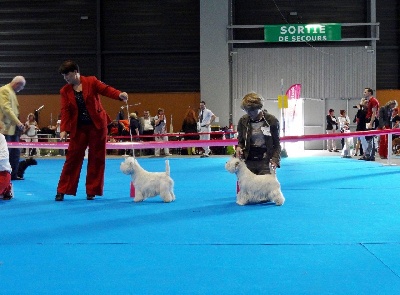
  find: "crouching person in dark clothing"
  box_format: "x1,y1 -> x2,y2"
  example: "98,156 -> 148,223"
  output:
235,92 -> 281,175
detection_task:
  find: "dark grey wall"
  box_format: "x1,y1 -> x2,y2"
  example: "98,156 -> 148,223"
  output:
0,0 -> 199,94
0,0 -> 398,94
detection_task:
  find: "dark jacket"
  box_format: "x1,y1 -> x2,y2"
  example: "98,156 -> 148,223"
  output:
60,75 -> 122,139
130,118 -> 142,136
237,110 -> 281,167
378,105 -> 393,128
326,115 -> 338,131
181,120 -> 199,140
356,108 -> 367,131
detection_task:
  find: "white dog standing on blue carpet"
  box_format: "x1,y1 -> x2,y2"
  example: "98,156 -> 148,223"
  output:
120,157 -> 175,202
225,157 -> 285,206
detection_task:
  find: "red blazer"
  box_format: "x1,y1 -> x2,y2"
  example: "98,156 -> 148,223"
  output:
60,76 -> 122,138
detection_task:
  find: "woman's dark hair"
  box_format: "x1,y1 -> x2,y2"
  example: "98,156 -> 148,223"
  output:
58,60 -> 80,74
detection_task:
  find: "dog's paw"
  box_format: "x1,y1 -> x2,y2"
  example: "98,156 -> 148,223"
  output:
236,198 -> 248,205
274,197 -> 285,206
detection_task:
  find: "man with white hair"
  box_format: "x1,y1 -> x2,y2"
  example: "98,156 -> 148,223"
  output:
0,76 -> 26,180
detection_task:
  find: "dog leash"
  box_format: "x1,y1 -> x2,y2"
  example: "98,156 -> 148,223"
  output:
124,100 -> 135,157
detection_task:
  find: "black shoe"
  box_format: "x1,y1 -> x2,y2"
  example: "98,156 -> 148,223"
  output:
11,176 -> 24,181
366,157 -> 375,161
358,156 -> 366,160
55,193 -> 64,201
87,194 -> 95,200
3,190 -> 13,200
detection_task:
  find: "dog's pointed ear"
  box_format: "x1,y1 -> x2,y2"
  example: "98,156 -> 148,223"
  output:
130,158 -> 136,167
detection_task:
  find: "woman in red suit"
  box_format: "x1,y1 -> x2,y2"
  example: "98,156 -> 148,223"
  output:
55,60 -> 128,201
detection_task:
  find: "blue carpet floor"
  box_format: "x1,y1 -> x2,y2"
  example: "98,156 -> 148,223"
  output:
1,156 -> 400,294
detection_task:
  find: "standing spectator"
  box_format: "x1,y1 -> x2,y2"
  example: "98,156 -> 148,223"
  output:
392,107 -> 400,131
181,108 -> 199,155
0,76 -> 26,181
235,92 -> 281,175
134,111 -> 143,135
56,114 -> 65,156
129,112 -> 141,156
326,108 -> 339,152
140,110 -> 155,155
55,60 -> 128,201
337,110 -> 350,149
354,98 -> 368,157
129,112 -> 141,139
360,87 -> 379,161
198,101 -> 216,157
154,108 -> 171,156
378,100 -> 397,159
23,113 -> 41,157
391,107 -> 400,154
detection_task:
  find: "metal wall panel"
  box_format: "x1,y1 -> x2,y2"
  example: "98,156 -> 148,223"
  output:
232,47 -> 376,149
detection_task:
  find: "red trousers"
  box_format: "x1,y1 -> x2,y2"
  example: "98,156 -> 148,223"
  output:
0,171 -> 11,195
378,126 -> 390,158
57,124 -> 107,196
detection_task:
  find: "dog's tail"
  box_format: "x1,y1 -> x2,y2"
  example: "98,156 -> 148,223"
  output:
165,160 -> 170,176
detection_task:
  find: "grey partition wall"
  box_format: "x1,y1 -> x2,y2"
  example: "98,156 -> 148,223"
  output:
231,46 -> 376,150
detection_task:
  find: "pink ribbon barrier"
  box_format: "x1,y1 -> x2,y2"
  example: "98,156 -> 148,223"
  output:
7,128 -> 400,150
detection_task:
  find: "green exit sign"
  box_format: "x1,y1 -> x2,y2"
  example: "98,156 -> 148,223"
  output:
264,23 -> 342,42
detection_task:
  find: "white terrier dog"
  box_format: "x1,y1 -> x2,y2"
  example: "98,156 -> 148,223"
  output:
225,157 -> 285,206
120,157 -> 175,203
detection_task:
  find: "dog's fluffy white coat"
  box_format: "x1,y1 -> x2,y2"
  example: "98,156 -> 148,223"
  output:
120,157 -> 175,202
225,157 -> 285,206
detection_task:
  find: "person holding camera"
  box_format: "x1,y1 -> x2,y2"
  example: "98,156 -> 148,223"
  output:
235,92 -> 281,175
154,108 -> 171,156
326,109 -> 339,152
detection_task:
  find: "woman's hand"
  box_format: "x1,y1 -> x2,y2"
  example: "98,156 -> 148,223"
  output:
119,92 -> 128,102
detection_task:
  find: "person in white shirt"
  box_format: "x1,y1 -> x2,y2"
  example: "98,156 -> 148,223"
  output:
198,101 -> 216,157
337,109 -> 350,150
23,113 -> 41,157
